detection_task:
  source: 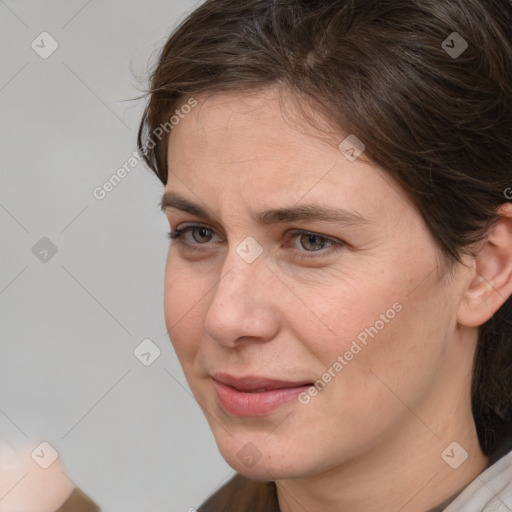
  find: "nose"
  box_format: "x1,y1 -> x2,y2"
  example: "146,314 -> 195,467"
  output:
203,245 -> 280,348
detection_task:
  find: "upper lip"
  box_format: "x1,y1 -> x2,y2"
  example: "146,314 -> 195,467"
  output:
211,373 -> 313,391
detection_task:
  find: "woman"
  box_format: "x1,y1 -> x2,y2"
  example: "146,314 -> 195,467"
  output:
137,0 -> 512,510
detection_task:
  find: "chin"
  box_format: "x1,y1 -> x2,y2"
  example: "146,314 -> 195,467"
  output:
228,458 -> 299,481
216,442 -> 309,481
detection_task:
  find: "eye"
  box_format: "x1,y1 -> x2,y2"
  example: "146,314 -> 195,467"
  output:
168,224 -> 344,259
293,232 -> 332,251
286,230 -> 344,260
168,225 -> 219,245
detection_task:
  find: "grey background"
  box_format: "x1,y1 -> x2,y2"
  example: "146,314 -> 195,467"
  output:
0,1 -> 234,510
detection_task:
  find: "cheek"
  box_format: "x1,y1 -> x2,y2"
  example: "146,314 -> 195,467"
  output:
163,261 -> 207,367
296,265 -> 441,391
310,272 -> 451,425
294,273 -> 405,364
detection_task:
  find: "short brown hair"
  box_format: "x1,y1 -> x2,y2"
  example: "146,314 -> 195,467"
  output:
138,0 -> 512,458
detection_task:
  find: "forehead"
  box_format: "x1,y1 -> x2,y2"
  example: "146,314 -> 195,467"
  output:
164,89 -> 414,227
169,88 -> 344,166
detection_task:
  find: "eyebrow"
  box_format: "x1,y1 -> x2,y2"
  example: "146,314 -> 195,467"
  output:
160,191 -> 372,227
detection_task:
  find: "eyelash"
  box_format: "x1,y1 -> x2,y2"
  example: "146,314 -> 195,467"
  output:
167,224 -> 344,260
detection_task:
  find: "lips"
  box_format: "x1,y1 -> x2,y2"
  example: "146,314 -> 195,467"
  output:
210,373 -> 315,417
211,373 -> 313,392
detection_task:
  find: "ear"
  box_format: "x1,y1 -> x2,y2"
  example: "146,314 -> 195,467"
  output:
457,203 -> 512,327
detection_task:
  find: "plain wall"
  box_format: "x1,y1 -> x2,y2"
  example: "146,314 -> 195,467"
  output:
0,1 -> 234,510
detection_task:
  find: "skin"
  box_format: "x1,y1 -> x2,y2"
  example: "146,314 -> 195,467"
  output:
0,439 -> 74,512
162,87 -> 512,512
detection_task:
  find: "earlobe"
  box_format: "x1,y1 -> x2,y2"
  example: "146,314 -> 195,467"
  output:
457,203 -> 512,327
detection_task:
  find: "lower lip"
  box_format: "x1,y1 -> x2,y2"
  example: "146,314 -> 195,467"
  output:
212,380 -> 312,417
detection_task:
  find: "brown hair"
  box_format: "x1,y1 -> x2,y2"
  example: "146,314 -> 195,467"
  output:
137,0 -> 512,507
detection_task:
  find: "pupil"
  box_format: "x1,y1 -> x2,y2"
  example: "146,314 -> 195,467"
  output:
306,234 -> 322,251
195,227 -> 210,242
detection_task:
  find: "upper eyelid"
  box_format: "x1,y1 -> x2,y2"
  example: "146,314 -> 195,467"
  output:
172,223 -> 341,244
173,223 -> 221,239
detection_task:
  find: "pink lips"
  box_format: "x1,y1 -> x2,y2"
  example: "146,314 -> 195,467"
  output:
211,373 -> 313,417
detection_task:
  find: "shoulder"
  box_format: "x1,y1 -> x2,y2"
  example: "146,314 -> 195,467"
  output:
55,487 -> 100,512
198,473 -> 280,512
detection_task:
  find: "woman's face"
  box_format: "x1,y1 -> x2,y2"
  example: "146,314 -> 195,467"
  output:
162,88 -> 474,480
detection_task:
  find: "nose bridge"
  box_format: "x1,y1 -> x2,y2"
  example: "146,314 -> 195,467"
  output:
203,239 -> 277,345
216,231 -> 266,289
215,238 -> 266,309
